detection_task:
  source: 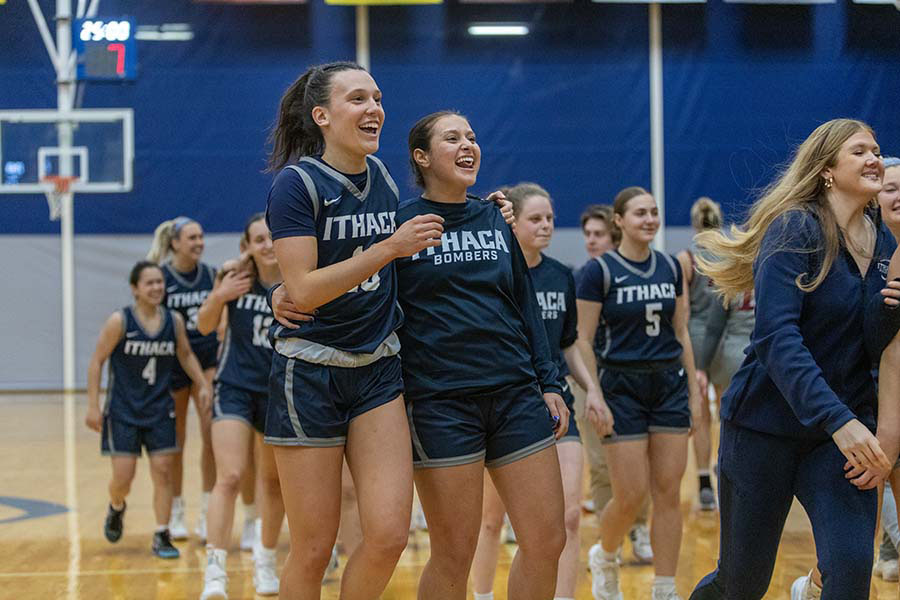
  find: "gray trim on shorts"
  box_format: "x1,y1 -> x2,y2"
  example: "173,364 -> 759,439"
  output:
264,435 -> 346,447
148,446 -> 181,456
266,357 -> 348,447
286,164 -> 321,220
275,332 -> 400,368
486,435 -> 557,469
212,414 -> 254,429
648,425 -> 691,435
413,449 -> 487,469
102,450 -> 141,457
601,433 -> 649,445
558,435 -> 582,445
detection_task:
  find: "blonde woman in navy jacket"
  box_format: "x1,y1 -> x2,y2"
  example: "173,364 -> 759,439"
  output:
689,119 -> 900,600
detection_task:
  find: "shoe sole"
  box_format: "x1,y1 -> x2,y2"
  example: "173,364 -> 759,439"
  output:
153,551 -> 180,559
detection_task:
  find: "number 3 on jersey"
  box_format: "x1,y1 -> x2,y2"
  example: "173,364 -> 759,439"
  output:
645,302 -> 662,337
142,357 -> 157,385
347,245 -> 381,293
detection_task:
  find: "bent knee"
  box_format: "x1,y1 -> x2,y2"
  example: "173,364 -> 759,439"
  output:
564,504 -> 582,536
215,469 -> 243,494
362,525 -> 409,560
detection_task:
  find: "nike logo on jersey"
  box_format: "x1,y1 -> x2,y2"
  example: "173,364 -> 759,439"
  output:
678,368 -> 685,377
323,195 -> 342,207
614,275 -> 628,284
166,285 -> 179,293
562,382 -> 570,393
126,331 -> 139,338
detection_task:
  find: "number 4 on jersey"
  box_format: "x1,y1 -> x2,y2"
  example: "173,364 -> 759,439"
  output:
142,357 -> 157,385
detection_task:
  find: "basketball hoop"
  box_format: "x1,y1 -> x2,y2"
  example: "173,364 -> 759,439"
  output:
42,175 -> 78,221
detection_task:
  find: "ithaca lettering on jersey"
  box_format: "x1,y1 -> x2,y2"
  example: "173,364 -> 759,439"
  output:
536,291 -> 566,320
615,283 -> 677,304
235,293 -> 272,315
322,212 -> 397,241
410,229 -> 509,265
123,340 -> 175,356
166,290 -> 210,309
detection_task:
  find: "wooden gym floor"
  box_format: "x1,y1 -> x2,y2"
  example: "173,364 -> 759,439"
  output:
0,392 -> 894,599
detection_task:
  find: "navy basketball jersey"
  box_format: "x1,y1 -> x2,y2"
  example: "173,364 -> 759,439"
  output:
105,306 -> 177,426
162,262 -> 218,353
530,254 -> 577,380
577,249 -> 684,365
395,196 -> 560,400
266,155 -> 403,355
215,279 -> 274,393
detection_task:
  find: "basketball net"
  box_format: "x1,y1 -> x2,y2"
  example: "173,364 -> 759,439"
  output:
42,175 -> 78,221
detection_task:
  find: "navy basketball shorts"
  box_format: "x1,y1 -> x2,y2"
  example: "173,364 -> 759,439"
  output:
599,364 -> 690,443
212,381 -> 267,434
101,415 -> 177,456
264,353 -> 404,447
171,339 -> 219,391
559,380 -> 580,442
407,380 -> 557,469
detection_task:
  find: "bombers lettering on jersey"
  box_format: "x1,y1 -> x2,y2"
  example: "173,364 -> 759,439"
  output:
576,249 -> 684,366
266,155 -> 403,356
395,196 -> 561,399
411,228 -> 508,265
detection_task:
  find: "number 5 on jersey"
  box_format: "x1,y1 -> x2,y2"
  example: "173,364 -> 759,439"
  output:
645,302 -> 662,337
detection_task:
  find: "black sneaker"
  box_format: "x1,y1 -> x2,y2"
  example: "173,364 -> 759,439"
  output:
152,529 -> 180,559
104,503 -> 126,543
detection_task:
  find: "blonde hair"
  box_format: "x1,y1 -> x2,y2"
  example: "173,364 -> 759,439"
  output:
695,118 -> 875,304
147,217 -> 195,264
690,197 -> 722,232
507,182 -> 552,217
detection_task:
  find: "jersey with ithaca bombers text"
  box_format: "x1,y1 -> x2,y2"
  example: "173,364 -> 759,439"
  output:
162,262 -> 218,356
105,306 -> 177,426
266,155 -> 402,354
215,279 -> 274,393
395,196 -> 561,400
530,254 -> 577,380
577,249 -> 684,366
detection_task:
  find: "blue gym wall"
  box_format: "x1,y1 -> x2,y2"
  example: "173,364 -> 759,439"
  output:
3,0 -> 899,236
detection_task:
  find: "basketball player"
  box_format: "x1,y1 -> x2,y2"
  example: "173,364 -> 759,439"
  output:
85,261 -> 211,559
147,217 -> 226,542
577,186 -> 702,600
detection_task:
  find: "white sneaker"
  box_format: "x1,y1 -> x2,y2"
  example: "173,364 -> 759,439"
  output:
582,499 -> 597,513
253,548 -> 279,596
411,504 -> 428,531
200,557 -> 228,600
323,545 -> 339,581
502,514 -> 517,544
629,524 -> 653,564
791,575 -> 821,600
652,588 -> 682,600
240,518 -> 257,552
169,499 -> 188,541
588,544 -> 623,600
875,558 -> 900,582
195,512 -> 207,541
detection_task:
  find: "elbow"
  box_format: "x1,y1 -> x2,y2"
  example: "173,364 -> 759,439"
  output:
196,319 -> 216,336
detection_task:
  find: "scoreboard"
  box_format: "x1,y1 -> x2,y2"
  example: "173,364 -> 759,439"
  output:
73,18 -> 137,81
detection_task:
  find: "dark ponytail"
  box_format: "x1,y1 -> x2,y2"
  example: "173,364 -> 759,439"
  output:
267,61 -> 366,172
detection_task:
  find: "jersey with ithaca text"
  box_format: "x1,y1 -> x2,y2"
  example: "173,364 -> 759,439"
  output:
266,155 -> 402,354
577,249 -> 684,366
162,262 -> 218,356
395,196 -> 560,400
105,306 -> 177,426
215,279 -> 274,393
530,254 -> 577,380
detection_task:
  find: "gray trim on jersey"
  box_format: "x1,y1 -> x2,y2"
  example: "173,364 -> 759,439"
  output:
163,262 -> 214,290
103,309 -> 126,416
594,255 -> 612,297
214,327 -> 232,381
607,249 -> 657,279
367,155 -> 399,200
485,435 -> 557,469
660,252 -> 679,280
299,156 -> 373,203
286,164 -> 321,221
275,331 -> 400,368
212,381 -> 223,419
129,306 -> 168,340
